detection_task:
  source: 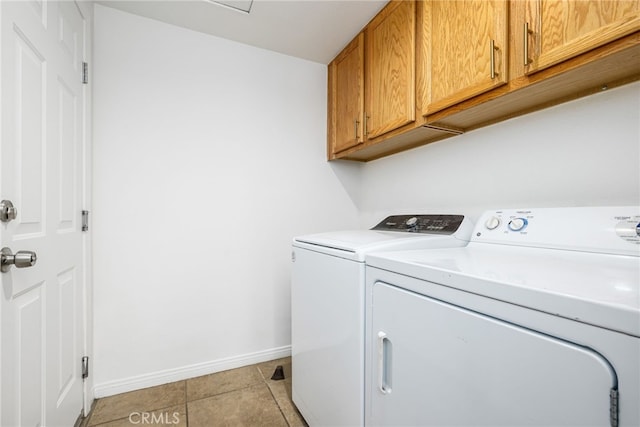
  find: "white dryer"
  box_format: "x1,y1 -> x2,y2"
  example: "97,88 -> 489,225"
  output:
291,215 -> 473,426
365,207 -> 640,426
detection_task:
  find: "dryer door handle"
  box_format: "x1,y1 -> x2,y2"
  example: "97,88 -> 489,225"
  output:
377,331 -> 392,394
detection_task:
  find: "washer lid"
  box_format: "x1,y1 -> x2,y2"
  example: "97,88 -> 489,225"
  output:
294,230 -> 468,261
367,243 -> 640,337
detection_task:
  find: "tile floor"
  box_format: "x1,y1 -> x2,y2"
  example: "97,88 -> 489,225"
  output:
82,357 -> 308,427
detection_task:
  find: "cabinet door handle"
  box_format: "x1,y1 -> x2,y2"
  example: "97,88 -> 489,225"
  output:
354,119 -> 359,139
523,23 -> 533,66
364,114 -> 369,137
490,39 -> 499,79
377,331 -> 391,394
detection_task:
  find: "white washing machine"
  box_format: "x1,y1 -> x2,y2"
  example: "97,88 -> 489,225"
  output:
291,215 -> 473,426
365,206 -> 640,426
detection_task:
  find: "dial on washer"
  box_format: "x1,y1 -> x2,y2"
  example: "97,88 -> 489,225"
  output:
508,218 -> 528,232
485,216 -> 501,230
406,217 -> 418,228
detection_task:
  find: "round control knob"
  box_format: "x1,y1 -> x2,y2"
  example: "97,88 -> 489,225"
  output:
405,217 -> 418,228
485,216 -> 501,230
508,217 -> 528,232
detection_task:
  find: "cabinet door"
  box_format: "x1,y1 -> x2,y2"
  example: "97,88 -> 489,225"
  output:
329,33 -> 364,155
365,1 -> 416,139
525,0 -> 640,74
367,282 -> 616,426
424,0 -> 508,115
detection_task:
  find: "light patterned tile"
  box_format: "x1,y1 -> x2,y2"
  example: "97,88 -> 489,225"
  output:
87,382 -> 185,426
86,357 -> 308,426
267,379 -> 308,427
258,356 -> 308,426
188,383 -> 287,427
187,365 -> 263,402
88,404 -> 186,427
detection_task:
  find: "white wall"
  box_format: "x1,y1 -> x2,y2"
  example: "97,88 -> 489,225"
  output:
92,5 -> 360,396
358,82 -> 640,226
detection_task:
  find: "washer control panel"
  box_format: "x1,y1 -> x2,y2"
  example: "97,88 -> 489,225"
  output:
372,214 -> 465,235
474,207 -> 640,256
482,211 -> 534,235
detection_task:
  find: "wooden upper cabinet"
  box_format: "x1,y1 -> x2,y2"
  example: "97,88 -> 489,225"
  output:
423,0 -> 509,116
365,0 -> 416,140
328,33 -> 364,155
327,0 -> 639,161
524,0 -> 640,74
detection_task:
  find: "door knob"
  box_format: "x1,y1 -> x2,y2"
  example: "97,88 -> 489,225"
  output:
1,247 -> 37,273
1,200 -> 17,222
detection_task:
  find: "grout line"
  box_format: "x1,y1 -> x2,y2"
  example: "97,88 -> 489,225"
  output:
256,364 -> 291,424
186,383 -> 263,405
257,365 -> 267,382
265,379 -> 291,427
185,379 -> 189,427
259,363 -> 297,426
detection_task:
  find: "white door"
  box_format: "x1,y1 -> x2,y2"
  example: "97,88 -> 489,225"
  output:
1,1 -> 87,426
368,282 -> 617,426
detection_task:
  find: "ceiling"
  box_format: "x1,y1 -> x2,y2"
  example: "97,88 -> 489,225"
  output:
96,0 -> 387,64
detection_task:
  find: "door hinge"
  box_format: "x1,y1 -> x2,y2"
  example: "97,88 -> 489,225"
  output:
82,210 -> 89,232
82,62 -> 88,84
82,356 -> 89,379
610,388 -> 619,427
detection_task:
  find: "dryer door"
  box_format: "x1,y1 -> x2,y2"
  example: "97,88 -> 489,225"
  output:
368,282 -> 617,426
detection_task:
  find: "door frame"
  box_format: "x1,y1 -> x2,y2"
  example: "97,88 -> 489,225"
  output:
77,0 -> 94,416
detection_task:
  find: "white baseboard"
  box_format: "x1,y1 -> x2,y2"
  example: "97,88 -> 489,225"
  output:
92,345 -> 291,398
